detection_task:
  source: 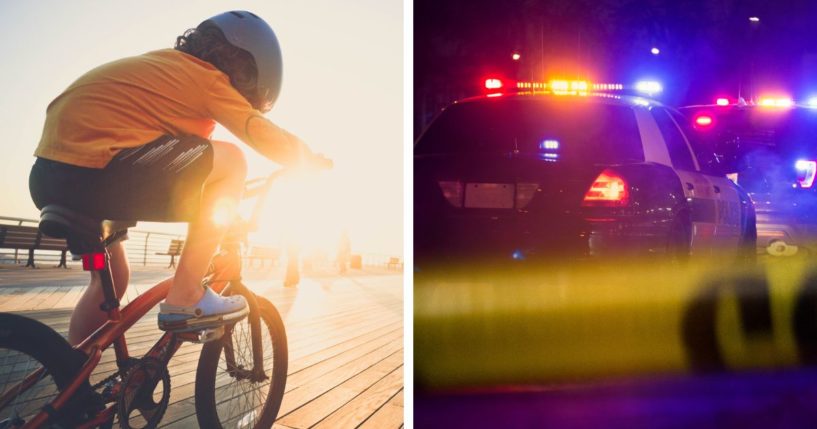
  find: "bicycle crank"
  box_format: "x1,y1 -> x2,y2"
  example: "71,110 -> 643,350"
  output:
116,357 -> 170,429
176,325 -> 225,344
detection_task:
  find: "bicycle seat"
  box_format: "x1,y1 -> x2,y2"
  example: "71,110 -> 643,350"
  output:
39,205 -> 136,254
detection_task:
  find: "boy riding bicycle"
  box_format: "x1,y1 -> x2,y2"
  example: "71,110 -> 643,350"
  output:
29,10 -> 329,345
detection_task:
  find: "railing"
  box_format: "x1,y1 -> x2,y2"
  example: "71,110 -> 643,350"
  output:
361,253 -> 404,270
0,216 -> 185,267
0,216 -> 402,271
124,230 -> 186,266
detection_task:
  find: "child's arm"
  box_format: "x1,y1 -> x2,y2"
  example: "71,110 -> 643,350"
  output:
206,75 -> 316,166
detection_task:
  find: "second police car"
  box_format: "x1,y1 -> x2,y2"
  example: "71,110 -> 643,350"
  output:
681,97 -> 817,257
414,79 -> 757,265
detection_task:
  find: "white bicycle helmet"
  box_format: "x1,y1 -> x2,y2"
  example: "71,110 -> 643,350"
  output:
205,11 -> 283,111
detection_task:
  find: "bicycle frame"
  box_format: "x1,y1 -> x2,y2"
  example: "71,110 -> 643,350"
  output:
4,169 -> 289,429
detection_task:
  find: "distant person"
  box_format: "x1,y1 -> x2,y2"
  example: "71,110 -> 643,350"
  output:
284,244 -> 300,287
337,230 -> 351,274
29,11 -> 331,345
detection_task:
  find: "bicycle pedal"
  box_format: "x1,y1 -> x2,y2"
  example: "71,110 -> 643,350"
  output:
178,326 -> 225,343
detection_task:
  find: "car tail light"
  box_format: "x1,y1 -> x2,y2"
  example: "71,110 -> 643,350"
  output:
438,181 -> 464,207
716,98 -> 729,106
582,170 -> 629,206
515,183 -> 539,209
795,160 -> 816,188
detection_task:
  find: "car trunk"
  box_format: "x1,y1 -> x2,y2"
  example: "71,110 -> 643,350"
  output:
415,153 -> 603,260
414,97 -> 644,262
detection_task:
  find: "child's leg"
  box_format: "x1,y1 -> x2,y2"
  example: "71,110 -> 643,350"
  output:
164,141 -> 247,307
67,240 -> 130,346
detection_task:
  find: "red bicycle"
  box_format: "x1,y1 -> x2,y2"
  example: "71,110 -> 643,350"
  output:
0,169 -> 292,429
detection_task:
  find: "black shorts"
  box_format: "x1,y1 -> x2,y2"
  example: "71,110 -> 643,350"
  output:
30,135 -> 214,222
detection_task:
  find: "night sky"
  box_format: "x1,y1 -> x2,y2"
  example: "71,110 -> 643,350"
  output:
414,0 -> 817,136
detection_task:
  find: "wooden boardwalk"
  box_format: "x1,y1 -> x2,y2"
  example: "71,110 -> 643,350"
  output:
0,267 -> 404,428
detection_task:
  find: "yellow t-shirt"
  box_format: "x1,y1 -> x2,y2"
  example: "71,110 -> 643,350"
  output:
35,49 -> 305,168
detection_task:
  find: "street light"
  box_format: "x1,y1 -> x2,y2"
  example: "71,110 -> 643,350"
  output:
650,47 -> 660,55
512,52 -> 521,61
749,16 -> 760,23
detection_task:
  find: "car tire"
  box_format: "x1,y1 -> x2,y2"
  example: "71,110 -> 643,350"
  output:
667,213 -> 692,263
738,212 -> 758,265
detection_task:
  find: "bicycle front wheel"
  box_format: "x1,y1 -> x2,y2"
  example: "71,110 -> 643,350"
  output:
195,293 -> 288,429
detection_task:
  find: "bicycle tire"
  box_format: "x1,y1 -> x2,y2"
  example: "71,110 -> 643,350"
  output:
194,293 -> 288,429
0,313 -> 90,427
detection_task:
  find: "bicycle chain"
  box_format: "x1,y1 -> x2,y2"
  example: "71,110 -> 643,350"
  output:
93,336 -> 177,393
92,357 -> 140,391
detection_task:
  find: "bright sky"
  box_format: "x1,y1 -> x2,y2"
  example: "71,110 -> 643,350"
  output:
0,0 -> 403,256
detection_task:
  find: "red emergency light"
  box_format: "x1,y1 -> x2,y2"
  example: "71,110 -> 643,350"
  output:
694,115 -> 714,127
484,78 -> 503,90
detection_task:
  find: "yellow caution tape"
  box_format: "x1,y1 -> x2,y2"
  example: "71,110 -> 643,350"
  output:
414,258 -> 817,389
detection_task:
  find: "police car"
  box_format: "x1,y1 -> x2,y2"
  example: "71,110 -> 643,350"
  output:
681,98 -> 817,256
414,79 -> 757,265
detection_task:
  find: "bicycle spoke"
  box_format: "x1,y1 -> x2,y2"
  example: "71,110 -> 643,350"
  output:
209,314 -> 276,429
0,349 -> 57,425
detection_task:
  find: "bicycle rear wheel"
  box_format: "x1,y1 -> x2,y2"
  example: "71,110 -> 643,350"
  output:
0,313 -> 89,428
195,292 -> 288,429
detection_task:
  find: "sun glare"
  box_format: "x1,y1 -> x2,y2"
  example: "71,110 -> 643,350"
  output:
212,198 -> 238,227
246,172 -> 349,255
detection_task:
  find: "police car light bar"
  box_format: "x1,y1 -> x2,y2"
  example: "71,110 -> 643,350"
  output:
484,78 -> 503,90
758,97 -> 793,108
482,77 -> 660,98
634,80 -> 662,96
593,83 -> 624,91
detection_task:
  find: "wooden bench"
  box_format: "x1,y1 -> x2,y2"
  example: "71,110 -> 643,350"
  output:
0,224 -> 69,268
156,239 -> 184,268
246,246 -> 280,269
387,257 -> 403,270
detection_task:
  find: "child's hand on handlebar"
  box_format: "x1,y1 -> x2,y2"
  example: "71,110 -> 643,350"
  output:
308,153 -> 333,170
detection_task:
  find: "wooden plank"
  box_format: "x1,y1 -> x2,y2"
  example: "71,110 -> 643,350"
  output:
53,286 -> 87,309
287,327 -> 403,389
279,350 -> 403,427
0,287 -> 27,308
37,286 -> 71,310
352,389 -> 404,429
0,286 -> 48,311
313,367 -> 403,428
24,287 -> 65,310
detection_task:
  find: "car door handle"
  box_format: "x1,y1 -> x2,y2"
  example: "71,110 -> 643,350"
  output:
686,182 -> 694,191
713,185 -> 721,193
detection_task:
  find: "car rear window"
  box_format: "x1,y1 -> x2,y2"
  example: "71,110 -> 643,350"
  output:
415,98 -> 644,164
698,108 -> 817,156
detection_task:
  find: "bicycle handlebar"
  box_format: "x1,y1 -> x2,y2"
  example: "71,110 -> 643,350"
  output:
240,155 -> 333,235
